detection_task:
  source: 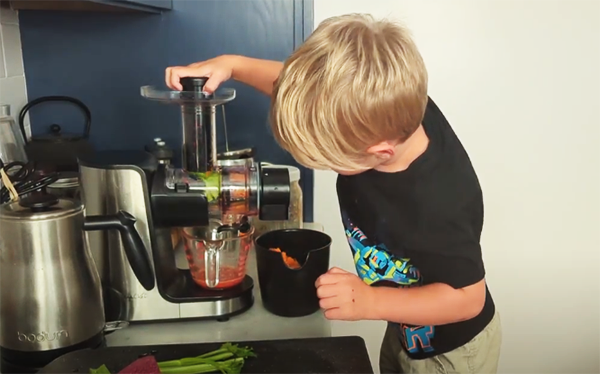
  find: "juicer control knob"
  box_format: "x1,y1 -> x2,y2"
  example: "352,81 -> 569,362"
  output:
180,77 -> 213,99
145,138 -> 173,164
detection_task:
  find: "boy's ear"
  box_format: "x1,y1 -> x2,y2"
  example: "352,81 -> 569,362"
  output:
367,141 -> 395,160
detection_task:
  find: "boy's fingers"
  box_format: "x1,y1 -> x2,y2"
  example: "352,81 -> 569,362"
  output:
165,66 -> 178,90
316,284 -> 337,299
202,71 -> 228,93
166,66 -> 210,91
328,267 -> 349,275
319,295 -> 339,310
315,273 -> 342,288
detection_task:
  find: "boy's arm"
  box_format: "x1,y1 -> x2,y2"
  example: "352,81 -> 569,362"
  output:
317,191 -> 488,326
230,56 -> 284,96
369,211 -> 488,325
165,55 -> 283,96
317,268 -> 486,326
368,278 -> 486,325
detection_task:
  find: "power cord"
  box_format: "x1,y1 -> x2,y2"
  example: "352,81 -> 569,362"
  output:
0,157 -> 59,205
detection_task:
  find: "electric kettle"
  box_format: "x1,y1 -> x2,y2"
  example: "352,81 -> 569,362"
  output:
0,194 -> 155,372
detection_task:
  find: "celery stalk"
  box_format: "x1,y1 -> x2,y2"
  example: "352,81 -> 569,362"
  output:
159,358 -> 244,374
89,343 -> 254,374
158,352 -> 234,368
89,364 -> 110,374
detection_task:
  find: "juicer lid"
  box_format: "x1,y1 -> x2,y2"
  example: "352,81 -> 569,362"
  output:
140,85 -> 236,106
0,194 -> 83,221
217,147 -> 255,160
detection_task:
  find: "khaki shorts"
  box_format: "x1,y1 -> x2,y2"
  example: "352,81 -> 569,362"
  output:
379,311 -> 502,374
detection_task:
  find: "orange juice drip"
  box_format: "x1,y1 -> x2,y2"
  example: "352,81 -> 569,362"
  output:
270,247 -> 301,269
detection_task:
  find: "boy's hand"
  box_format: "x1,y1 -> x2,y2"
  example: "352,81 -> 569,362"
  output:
315,267 -> 375,321
165,55 -> 238,93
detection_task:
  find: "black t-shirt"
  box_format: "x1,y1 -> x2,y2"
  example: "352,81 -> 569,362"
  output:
336,97 -> 495,360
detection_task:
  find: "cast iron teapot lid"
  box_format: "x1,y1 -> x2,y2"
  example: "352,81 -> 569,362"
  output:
0,194 -> 82,220
33,124 -> 86,142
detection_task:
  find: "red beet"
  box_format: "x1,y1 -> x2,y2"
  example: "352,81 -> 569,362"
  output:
118,356 -> 160,374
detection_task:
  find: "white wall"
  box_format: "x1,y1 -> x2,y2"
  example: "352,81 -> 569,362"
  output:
313,1 -> 600,373
0,4 -> 28,133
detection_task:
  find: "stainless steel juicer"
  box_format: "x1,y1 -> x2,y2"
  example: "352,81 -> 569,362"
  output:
78,77 -> 291,322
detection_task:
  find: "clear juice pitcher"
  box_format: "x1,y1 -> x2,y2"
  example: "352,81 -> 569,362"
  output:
181,221 -> 253,290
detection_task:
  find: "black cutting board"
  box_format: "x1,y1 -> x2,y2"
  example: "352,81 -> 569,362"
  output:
39,336 -> 374,374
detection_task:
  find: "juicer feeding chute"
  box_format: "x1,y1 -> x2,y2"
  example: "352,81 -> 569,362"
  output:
140,77 -> 235,173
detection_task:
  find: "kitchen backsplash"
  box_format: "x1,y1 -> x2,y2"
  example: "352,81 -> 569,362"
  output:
17,1 -> 314,221
0,4 -> 29,137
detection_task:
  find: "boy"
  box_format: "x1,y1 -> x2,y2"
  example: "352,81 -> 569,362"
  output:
166,13 -> 501,374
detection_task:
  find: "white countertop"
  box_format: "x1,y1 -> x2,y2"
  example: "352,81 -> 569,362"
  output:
106,224 -> 332,347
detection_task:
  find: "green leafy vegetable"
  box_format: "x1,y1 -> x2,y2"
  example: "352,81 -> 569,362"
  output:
89,343 -> 255,374
89,364 -> 111,374
159,343 -> 255,374
158,357 -> 244,374
188,171 -> 221,202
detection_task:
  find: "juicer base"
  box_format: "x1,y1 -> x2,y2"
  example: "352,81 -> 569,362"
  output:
174,274 -> 255,320
104,274 -> 256,323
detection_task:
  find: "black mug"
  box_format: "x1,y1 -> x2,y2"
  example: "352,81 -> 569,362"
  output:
255,229 -> 331,317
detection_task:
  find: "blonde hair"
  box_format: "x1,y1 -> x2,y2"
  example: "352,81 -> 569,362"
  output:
270,13 -> 428,172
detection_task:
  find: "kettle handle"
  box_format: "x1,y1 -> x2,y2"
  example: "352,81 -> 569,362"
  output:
84,211 -> 156,291
18,96 -> 92,142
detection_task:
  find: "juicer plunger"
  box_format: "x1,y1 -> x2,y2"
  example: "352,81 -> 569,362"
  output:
180,77 -> 218,173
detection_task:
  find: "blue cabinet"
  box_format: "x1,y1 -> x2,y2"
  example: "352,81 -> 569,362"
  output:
111,0 -> 172,10
18,0 -> 315,221
10,0 -> 172,13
